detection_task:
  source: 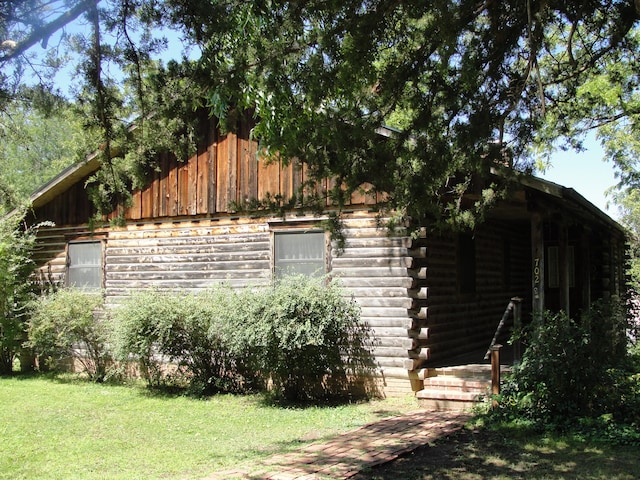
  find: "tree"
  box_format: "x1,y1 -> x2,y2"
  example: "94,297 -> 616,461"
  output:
612,187 -> 640,285
0,100 -> 90,206
0,209 -> 46,373
1,1 -> 639,230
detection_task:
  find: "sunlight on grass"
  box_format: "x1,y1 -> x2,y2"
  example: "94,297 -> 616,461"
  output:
0,375 -> 417,479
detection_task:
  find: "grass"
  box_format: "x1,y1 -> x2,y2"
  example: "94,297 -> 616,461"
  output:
4,375 -> 640,480
353,423 -> 640,480
0,374 -> 417,480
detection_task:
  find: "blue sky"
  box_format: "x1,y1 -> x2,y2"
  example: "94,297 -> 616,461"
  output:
538,138 -> 619,219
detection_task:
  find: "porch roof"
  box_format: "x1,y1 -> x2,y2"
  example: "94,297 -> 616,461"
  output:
489,166 -> 625,235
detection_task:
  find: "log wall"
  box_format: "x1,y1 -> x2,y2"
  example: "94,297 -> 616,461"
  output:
32,213 -> 421,395
329,219 -> 415,395
416,219 -> 532,365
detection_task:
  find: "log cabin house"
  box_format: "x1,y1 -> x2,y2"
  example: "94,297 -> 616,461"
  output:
26,116 -> 627,397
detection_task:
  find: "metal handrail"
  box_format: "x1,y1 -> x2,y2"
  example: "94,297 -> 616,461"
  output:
484,297 -> 523,360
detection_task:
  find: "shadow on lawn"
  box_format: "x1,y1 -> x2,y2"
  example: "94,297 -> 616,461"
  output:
352,427 -> 640,480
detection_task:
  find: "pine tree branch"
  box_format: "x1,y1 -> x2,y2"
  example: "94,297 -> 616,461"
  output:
0,0 -> 98,63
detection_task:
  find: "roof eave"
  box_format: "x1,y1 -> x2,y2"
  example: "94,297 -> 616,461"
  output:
29,152 -> 101,210
491,165 -> 624,234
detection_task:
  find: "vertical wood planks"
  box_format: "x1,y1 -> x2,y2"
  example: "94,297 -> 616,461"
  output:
238,120 -> 258,205
280,159 -> 303,203
177,155 -> 190,215
67,181 -> 77,223
151,167 -> 160,218
159,152 -> 169,217
291,159 -> 303,201
227,130 -> 238,212
187,149 -> 198,215
167,154 -> 178,217
31,115 -> 399,224
128,190 -> 142,220
216,132 -> 229,212
301,163 -> 327,204
258,156 -> 280,200
196,135 -> 210,214
216,130 -> 238,213
141,170 -> 155,219
280,160 -> 294,201
207,122 -> 217,214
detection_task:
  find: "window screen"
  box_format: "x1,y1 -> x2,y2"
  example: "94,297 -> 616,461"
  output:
68,241 -> 102,289
274,231 -> 325,279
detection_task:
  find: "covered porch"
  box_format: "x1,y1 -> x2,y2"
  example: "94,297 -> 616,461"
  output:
411,174 -> 627,408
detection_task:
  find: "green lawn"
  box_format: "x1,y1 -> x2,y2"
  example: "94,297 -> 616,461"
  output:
5,375 -> 639,480
0,375 -> 416,480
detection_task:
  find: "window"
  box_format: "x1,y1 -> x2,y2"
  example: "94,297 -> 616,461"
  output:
274,231 -> 326,279
68,241 -> 102,289
457,233 -> 476,294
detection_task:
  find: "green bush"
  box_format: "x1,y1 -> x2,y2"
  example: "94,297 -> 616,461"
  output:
177,288 -> 254,394
242,275 -> 378,402
0,210 -> 51,374
111,278 -> 379,401
111,286 -> 247,393
495,300 -> 640,430
27,288 -> 108,381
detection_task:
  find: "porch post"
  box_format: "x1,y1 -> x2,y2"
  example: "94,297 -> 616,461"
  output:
579,227 -> 591,313
531,211 -> 545,317
558,220 -> 570,317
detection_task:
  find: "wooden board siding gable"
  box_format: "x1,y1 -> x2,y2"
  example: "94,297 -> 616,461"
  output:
30,116 -> 373,228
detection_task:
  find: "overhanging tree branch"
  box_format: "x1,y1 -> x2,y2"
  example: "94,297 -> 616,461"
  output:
0,0 -> 99,63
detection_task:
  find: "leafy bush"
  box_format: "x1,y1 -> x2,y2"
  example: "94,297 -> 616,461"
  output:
27,288 -> 109,381
111,278 -> 379,401
111,289 -> 188,387
494,300 -> 640,431
241,275 -> 378,402
0,209 -> 49,374
176,288 -> 254,394
111,286 -> 247,393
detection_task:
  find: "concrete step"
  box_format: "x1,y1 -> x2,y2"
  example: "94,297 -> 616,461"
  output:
416,387 -> 485,402
425,363 -> 511,378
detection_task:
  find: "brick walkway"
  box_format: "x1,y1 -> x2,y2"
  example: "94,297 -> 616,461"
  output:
203,410 -> 471,480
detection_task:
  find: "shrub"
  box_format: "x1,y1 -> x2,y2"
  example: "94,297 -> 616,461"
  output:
111,286 -> 247,393
27,288 -> 108,381
242,275 -> 378,402
0,210 -> 50,374
111,278 -> 379,401
112,289 -> 189,387
495,300 -> 640,429
176,288 -> 251,394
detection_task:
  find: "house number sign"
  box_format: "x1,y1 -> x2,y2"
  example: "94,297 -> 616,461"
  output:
533,257 -> 541,298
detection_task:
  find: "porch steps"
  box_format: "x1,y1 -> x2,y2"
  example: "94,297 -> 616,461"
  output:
415,364 -> 511,412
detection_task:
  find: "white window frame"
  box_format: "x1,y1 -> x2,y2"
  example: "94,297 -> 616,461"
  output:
67,240 -> 103,290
